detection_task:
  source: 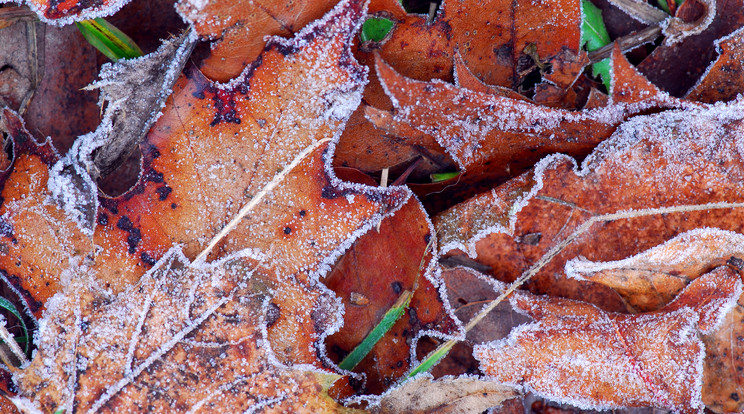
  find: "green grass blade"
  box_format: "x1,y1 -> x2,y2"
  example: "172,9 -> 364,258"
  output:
360,17 -> 395,42
430,171 -> 460,182
406,340 -> 456,379
338,291 -> 412,371
76,18 -> 143,61
0,296 -> 29,353
581,0 -> 612,91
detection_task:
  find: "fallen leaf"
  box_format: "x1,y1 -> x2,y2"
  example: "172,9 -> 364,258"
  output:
475,266 -> 743,413
373,374 -> 518,414
11,247 -> 360,413
6,0 -> 132,23
685,26 -> 744,103
637,0 -> 744,96
373,46 -> 684,179
324,195 -> 461,394
436,100 -> 744,308
177,0 -> 339,82
566,228 -> 744,312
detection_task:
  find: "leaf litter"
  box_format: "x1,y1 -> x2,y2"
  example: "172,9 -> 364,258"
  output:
2,0 -> 744,412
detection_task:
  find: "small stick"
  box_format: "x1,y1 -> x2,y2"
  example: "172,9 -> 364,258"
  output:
193,139 -> 330,264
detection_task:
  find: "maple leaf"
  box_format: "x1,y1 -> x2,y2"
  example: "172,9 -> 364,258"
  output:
475,266 -> 743,413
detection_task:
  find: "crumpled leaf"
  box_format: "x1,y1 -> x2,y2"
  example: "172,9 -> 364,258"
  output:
11,247 -> 360,414
372,374 -> 518,414
372,46 -> 685,181
475,266 -> 743,413
566,228 -> 744,312
436,100 -> 744,308
564,228 -> 744,413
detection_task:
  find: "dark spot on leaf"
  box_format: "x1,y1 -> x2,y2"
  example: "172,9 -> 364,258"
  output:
117,216 -> 141,254
265,303 -> 280,328
408,308 -> 418,325
391,281 -> 402,294
727,256 -> 744,271
732,393 -> 740,401
396,360 -> 404,368
140,252 -> 157,266
283,227 -> 292,235
171,203 -> 177,209
299,210 -> 306,217
97,213 -> 109,226
156,185 -> 172,201
424,233 -> 431,244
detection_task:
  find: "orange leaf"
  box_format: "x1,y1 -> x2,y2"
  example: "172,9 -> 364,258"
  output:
475,266 -> 742,412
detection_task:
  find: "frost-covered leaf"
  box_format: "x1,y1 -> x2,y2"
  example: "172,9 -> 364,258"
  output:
475,267 -> 743,413
686,26 -> 744,103
436,100 -> 744,308
374,47 -> 685,178
565,228 -> 744,413
373,374 -> 518,414
1,0 -> 131,24
637,0 -> 744,96
567,228 -> 744,312
177,0 -> 340,82
11,247 -> 359,414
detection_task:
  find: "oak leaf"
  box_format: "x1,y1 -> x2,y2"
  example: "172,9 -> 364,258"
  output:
475,266 -> 743,413
11,247 -> 360,413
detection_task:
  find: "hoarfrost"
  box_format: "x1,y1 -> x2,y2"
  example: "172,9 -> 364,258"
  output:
4,0 -> 132,26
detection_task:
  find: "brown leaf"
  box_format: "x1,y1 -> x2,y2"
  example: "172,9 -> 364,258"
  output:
566,228 -> 744,312
475,267 -> 743,413
436,100 -> 744,308
11,247 -> 360,413
374,46 -> 683,180
373,374 -> 518,414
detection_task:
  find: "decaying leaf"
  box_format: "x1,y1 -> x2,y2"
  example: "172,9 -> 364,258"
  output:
564,228 -> 744,413
475,267 -> 743,413
324,195 -> 461,394
436,100 -> 744,308
3,0 -> 131,23
372,46 -> 685,180
686,26 -> 744,103
11,247 -> 359,413
373,374 -> 518,414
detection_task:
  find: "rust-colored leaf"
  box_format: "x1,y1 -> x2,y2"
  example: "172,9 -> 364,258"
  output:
475,267 -> 742,413
11,248 -> 360,413
436,101 -> 744,308
686,26 -> 744,103
325,196 -> 460,394
177,0 -> 339,82
11,0 -> 130,22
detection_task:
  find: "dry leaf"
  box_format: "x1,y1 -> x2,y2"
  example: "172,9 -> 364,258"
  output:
11,247 -> 360,413
686,26 -> 744,103
475,267 -> 743,413
436,100 -> 744,308
373,374 -> 518,414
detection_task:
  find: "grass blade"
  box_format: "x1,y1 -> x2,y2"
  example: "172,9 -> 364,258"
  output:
76,18 -> 143,61
338,290 -> 412,371
581,0 -> 612,91
0,296 -> 28,353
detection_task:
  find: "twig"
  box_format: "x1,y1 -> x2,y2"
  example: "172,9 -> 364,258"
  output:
588,25 -> 662,63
